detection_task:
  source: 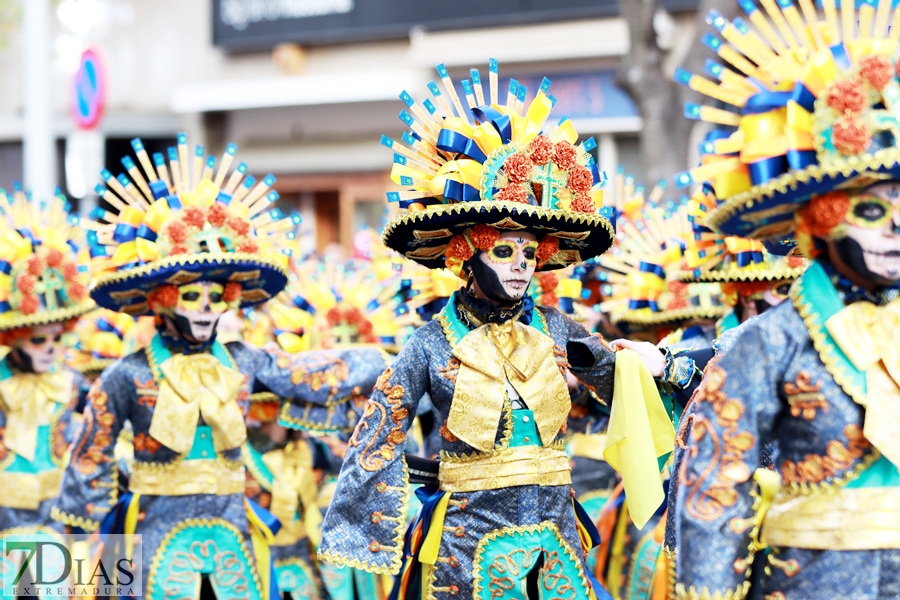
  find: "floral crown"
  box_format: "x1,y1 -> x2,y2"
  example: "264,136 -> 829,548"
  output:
0,186 -> 93,330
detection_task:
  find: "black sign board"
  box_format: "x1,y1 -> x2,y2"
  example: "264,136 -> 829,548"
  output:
213,0 -> 700,51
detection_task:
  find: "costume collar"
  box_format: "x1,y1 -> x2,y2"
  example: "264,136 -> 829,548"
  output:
146,332 -> 235,381
158,326 -> 217,355
817,259 -> 900,307
456,288 -> 534,327
715,309 -> 740,339
791,260 -> 867,403
438,291 -> 547,347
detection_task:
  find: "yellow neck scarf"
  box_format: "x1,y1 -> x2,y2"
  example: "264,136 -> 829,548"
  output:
0,370 -> 72,461
149,353 -> 248,455
447,320 -> 570,452
826,298 -> 900,466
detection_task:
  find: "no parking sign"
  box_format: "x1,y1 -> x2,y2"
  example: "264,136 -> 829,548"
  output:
71,48 -> 105,129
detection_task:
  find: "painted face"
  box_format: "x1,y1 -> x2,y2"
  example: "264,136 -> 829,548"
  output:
13,323 -> 66,373
834,182 -> 900,284
472,231 -> 538,303
172,282 -> 228,342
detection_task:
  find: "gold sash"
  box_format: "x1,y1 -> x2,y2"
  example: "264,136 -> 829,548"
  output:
149,353 -> 247,454
0,371 -> 72,461
0,469 -> 63,510
825,299 -> 900,466
762,486 -> 900,550
447,320 -> 570,452
130,458 -> 245,496
438,445 -> 571,492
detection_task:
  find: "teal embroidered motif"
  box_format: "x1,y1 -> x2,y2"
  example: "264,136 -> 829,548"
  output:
471,521 -> 591,600
147,518 -> 263,600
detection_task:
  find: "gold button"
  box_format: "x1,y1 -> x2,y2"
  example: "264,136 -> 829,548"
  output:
200,433 -> 207,439
522,416 -> 530,423
524,437 -> 530,443
201,451 -> 208,457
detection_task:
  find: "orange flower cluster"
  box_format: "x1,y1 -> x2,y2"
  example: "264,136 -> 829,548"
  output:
162,203 -> 256,256
536,235 -> 558,267
16,249 -> 87,315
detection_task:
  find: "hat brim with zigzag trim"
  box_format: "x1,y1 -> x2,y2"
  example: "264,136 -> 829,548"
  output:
90,253 -> 289,316
0,301 -> 96,332
675,263 -> 807,284
381,201 -> 614,271
706,149 -> 900,240
614,306 -> 730,329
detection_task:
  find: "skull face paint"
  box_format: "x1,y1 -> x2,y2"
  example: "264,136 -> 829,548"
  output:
833,181 -> 900,285
11,322 -> 66,373
471,231 -> 538,304
171,282 -> 228,342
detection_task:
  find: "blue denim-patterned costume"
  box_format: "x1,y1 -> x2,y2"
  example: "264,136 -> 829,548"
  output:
672,262 -> 900,599
319,291 -> 616,599
54,337 -> 386,600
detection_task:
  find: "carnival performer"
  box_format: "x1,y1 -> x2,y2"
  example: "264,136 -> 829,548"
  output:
244,256 -> 409,600
53,136 -> 388,600
670,3 -> 900,597
0,187 -> 94,536
317,60 -> 650,600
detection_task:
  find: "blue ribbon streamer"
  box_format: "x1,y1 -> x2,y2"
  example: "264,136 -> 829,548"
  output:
638,261 -> 666,279
113,224 -> 137,244
136,223 -> 158,242
442,180 -> 480,202
471,105 -> 512,143
830,43 -> 851,70
436,129 -> 488,163
628,300 -> 660,311
748,156 -> 788,185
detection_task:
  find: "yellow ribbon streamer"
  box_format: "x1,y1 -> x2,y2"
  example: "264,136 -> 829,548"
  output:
603,350 -> 674,529
419,492 -> 451,565
448,320 -> 570,452
0,370 -> 72,461
245,497 -> 276,600
124,492 -> 142,561
825,299 -> 900,467
149,353 -> 247,454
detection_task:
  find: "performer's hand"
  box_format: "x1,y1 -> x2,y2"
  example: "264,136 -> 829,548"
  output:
564,369 -> 580,391
609,338 -> 666,377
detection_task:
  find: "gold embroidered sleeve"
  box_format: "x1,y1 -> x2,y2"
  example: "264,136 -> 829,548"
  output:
317,331 -> 429,575
673,321 -> 783,596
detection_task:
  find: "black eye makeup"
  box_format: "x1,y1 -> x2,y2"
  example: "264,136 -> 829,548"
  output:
848,195 -> 894,228
209,292 -> 223,303
181,291 -> 201,302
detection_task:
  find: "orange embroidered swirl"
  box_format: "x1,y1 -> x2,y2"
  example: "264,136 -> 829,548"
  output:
680,366 -> 756,522
349,368 -> 407,472
72,382 -> 115,475
781,424 -> 869,485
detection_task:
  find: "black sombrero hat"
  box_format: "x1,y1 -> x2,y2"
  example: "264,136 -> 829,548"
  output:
673,3 -> 900,242
677,182 -> 807,283
87,135 -> 296,315
380,59 -> 614,272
